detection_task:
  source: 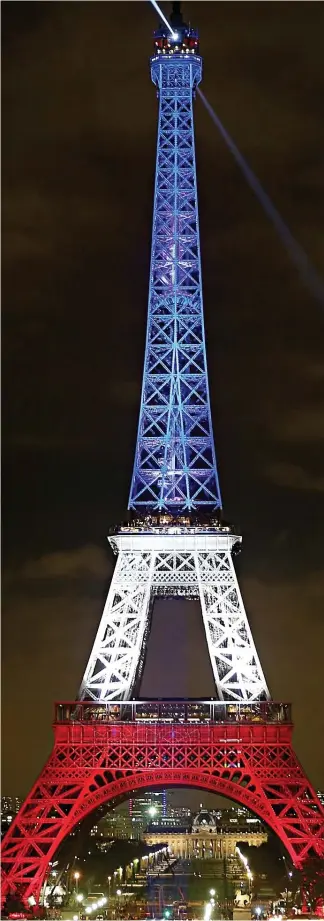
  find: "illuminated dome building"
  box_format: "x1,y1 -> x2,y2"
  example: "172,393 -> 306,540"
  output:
144,808 -> 267,859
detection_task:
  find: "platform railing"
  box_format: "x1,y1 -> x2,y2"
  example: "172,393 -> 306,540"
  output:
54,699 -> 292,725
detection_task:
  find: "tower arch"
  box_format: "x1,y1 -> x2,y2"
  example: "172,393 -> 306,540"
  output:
2,715 -> 324,907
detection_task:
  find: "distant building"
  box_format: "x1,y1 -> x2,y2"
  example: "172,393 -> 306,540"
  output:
95,804 -> 133,839
1,796 -> 22,816
144,807 -> 267,859
167,805 -> 192,825
128,791 -> 167,836
90,799 -> 267,848
1,796 -> 23,837
147,805 -> 192,835
91,792 -> 168,840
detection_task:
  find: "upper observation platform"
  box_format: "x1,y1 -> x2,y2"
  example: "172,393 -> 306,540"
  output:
151,1 -> 202,89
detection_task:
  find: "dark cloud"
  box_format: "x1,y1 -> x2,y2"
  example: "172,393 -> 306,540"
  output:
2,2 -> 324,802
266,462 -> 324,493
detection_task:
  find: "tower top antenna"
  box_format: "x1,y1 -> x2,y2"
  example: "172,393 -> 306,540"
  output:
170,1 -> 183,27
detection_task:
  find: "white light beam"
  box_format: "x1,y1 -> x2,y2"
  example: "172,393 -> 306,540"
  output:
149,0 -> 178,39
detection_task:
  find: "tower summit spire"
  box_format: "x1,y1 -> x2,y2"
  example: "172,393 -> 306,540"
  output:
170,1 -> 183,27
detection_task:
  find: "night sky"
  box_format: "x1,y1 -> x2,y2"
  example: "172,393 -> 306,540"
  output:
2,2 -> 324,802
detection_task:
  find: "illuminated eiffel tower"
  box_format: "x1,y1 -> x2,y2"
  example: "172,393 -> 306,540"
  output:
2,3 -> 324,909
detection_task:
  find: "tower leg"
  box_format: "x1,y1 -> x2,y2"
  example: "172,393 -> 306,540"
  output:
196,546 -> 269,701
80,548 -> 155,700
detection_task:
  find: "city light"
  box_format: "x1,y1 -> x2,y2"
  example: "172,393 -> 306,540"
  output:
148,805 -> 157,817
83,899 -> 108,913
204,902 -> 212,921
236,846 -> 253,889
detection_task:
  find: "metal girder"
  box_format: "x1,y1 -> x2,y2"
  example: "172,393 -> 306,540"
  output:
128,54 -> 221,513
2,719 -> 324,907
79,529 -> 269,702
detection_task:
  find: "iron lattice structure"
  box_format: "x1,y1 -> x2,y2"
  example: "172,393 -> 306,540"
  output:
128,40 -> 221,514
79,528 -> 269,702
2,703 -> 324,904
2,6 -> 324,908
79,14 -> 269,705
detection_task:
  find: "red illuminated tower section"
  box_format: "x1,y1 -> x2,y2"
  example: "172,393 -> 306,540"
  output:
1,3 -> 323,910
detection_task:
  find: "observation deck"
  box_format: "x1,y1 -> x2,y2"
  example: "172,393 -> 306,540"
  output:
109,516 -> 242,555
55,699 -> 292,725
152,1 -> 200,60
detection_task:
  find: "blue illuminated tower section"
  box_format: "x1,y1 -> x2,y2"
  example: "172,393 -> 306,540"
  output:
80,5 -> 269,704
129,8 -> 221,515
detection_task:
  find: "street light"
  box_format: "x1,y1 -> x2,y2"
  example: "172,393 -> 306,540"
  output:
116,889 -> 122,897
210,889 -> 216,897
74,871 -> 80,894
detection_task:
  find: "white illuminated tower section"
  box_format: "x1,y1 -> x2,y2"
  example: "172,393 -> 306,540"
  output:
80,4 -> 269,704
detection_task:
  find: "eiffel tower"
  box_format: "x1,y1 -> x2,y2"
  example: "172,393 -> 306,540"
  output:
2,2 -> 324,909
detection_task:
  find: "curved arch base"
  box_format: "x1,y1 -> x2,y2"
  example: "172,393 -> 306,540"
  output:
2,719 -> 324,906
